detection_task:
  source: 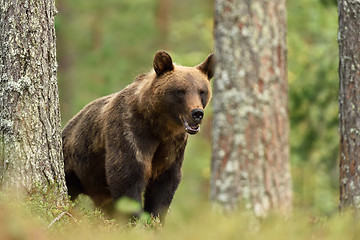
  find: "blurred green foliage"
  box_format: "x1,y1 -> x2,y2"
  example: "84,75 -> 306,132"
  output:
56,0 -> 339,221
288,0 -> 339,215
56,0 -> 213,122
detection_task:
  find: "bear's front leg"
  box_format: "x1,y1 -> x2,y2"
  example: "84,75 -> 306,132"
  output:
143,160 -> 182,222
105,150 -> 148,219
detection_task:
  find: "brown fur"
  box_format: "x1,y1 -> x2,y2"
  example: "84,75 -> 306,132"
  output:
62,51 -> 214,221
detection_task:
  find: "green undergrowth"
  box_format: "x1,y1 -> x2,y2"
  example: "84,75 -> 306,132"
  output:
1,192 -> 360,240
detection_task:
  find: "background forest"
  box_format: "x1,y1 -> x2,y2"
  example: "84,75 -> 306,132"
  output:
56,0 -> 339,217
1,0 -> 356,238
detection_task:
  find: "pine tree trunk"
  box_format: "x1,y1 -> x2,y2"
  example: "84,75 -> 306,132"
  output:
338,0 -> 360,212
0,0 -> 67,202
156,0 -> 172,48
210,0 -> 292,217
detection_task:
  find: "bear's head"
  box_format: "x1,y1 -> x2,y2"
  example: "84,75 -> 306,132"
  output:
150,51 -> 214,135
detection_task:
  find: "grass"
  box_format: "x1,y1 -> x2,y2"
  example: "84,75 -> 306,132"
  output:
1,191 -> 360,240
0,135 -> 349,240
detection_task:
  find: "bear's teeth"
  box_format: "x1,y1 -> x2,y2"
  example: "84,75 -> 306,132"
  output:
182,118 -> 200,134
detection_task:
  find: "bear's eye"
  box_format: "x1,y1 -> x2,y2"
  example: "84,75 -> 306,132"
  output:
200,90 -> 206,96
177,90 -> 186,95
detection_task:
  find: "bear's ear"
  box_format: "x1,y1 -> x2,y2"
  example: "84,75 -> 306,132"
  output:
196,53 -> 215,80
153,51 -> 174,76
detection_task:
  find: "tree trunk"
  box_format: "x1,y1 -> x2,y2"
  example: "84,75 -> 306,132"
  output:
156,0 -> 172,48
338,0 -> 360,212
210,0 -> 292,217
57,0 -> 75,124
0,0 -> 67,202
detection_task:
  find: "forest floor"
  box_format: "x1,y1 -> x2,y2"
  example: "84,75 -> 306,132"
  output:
0,193 -> 358,240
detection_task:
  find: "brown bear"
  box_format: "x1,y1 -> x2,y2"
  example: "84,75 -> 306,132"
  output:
62,51 -> 214,221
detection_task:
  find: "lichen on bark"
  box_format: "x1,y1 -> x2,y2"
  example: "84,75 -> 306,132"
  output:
338,0 -> 360,212
0,0 -> 67,203
211,0 -> 292,217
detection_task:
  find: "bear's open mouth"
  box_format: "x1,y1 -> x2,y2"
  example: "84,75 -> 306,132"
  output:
181,117 -> 200,135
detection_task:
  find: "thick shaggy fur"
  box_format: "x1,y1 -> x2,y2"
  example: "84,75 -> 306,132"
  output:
62,51 -> 214,221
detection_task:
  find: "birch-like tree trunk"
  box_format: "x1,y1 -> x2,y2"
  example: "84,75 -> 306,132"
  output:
338,0 -> 360,212
0,0 -> 67,202
210,0 -> 292,217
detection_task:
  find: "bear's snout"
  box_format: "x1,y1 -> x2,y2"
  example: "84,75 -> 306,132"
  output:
191,108 -> 204,124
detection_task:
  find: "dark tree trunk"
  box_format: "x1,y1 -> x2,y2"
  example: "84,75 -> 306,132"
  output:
0,0 -> 67,202
156,0 -> 172,48
57,0 -> 75,123
210,0 -> 292,217
338,0 -> 360,212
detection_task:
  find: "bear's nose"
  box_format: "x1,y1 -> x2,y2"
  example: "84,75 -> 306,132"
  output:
191,108 -> 204,123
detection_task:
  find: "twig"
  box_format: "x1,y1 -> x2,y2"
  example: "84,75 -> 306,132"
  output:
47,212 -> 77,229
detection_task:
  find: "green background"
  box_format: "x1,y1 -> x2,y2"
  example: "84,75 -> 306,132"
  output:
56,0 -> 339,219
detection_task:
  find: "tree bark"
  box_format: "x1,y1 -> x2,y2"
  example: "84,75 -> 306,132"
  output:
210,0 -> 292,217
338,0 -> 360,212
56,0 -> 75,124
156,0 -> 172,48
0,0 -> 67,202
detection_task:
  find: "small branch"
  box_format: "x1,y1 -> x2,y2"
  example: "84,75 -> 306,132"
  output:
47,211 -> 77,229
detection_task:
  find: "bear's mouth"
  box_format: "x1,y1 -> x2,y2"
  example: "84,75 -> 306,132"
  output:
181,117 -> 200,135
